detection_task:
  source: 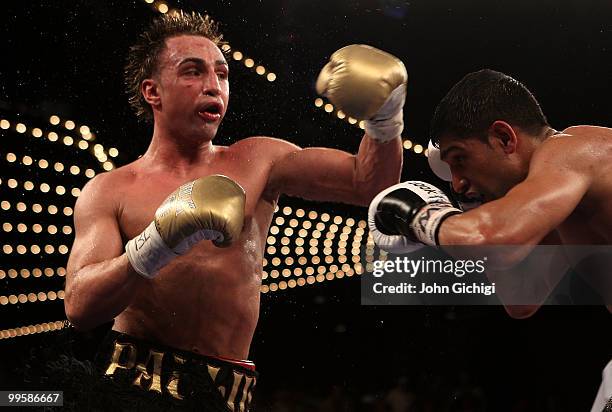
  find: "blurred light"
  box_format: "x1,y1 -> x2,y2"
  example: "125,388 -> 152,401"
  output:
32,128 -> 43,137
103,161 -> 113,171
255,65 -> 265,75
1,201 -> 10,210
85,169 -> 95,178
32,224 -> 43,233
40,183 -> 50,193
49,115 -> 60,125
71,188 -> 81,197
63,136 -> 74,146
64,120 -> 75,130
70,166 -> 80,175
108,148 -> 119,157
38,159 -> 48,169
0,120 -> 10,129
54,162 -> 64,172
79,125 -> 90,135
16,123 -> 26,133
221,44 -> 231,52
17,223 -> 27,233
6,153 -> 16,162
8,179 -> 18,188
47,132 -> 58,142
47,205 -> 58,214
78,140 -> 89,150
314,98 -> 323,107
324,104 -> 334,113
63,207 -> 73,216
158,3 -> 168,13
414,144 -> 423,154
22,155 -> 32,165
244,58 -> 254,68
359,120 -> 365,130
16,202 -> 26,212
266,73 -> 276,82
32,204 -> 42,213
337,110 -> 346,119
403,140 -> 412,150
348,117 -> 357,124
232,51 -> 243,61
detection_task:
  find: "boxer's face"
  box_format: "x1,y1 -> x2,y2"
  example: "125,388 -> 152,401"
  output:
440,134 -> 523,202
151,35 -> 229,142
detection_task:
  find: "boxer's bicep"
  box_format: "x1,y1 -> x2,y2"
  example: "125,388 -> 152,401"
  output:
443,168 -> 589,247
67,177 -> 123,279
270,146 -> 366,204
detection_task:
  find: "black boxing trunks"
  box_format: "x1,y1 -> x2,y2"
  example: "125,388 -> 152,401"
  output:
94,330 -> 257,412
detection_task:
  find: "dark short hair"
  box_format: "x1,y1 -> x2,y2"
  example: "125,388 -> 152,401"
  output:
430,69 -> 549,145
124,11 -> 226,123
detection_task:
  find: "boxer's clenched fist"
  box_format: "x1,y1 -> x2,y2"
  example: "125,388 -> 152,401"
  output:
316,44 -> 407,142
126,175 -> 246,278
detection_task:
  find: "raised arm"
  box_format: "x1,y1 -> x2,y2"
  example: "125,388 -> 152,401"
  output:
268,134 -> 402,206
65,174 -> 144,330
268,44 -> 407,205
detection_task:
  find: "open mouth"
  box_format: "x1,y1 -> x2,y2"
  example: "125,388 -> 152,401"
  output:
197,102 -> 222,122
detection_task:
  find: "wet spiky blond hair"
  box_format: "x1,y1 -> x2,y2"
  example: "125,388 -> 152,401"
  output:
124,11 -> 226,122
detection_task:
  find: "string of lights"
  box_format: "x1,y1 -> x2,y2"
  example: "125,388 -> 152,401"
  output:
141,0 -> 277,83
0,321 -> 67,340
312,97 -> 427,157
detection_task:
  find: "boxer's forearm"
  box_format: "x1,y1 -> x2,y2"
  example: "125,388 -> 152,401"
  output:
65,254 -> 146,331
354,134 -> 403,203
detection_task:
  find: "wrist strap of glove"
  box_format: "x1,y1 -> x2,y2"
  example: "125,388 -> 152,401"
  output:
364,84 -> 406,143
125,221 -> 178,279
411,203 -> 461,246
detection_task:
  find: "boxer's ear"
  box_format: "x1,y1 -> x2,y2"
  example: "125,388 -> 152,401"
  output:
488,120 -> 517,154
142,78 -> 161,109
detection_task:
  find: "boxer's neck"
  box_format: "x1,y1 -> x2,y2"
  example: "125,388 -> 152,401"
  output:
142,128 -> 216,174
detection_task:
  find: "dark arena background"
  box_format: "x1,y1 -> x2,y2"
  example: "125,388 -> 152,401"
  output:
1,1 -> 611,411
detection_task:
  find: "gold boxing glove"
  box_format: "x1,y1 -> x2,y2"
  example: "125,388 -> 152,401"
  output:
316,44 -> 407,142
125,175 -> 245,279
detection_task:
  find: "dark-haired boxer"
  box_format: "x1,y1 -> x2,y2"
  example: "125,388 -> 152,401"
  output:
64,11 -> 404,410
369,69 -> 612,318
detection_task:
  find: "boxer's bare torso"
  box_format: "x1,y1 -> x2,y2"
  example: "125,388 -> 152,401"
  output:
82,137 -> 293,359
553,126 -> 612,245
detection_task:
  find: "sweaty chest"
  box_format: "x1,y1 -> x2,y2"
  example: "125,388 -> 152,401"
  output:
557,201 -> 612,244
117,167 -> 273,243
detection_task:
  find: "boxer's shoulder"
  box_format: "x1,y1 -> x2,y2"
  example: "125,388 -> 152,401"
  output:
532,127 -> 612,168
230,136 -> 300,161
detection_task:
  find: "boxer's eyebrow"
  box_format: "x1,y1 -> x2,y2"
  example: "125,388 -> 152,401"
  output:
440,146 -> 462,161
178,57 -> 228,67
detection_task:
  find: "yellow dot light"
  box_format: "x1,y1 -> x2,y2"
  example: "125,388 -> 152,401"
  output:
0,120 -> 10,129
49,115 -> 60,125
158,3 -> 168,13
64,120 -> 75,130
16,123 -> 26,133
266,73 -> 276,82
244,58 -> 254,68
232,51 -> 243,61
